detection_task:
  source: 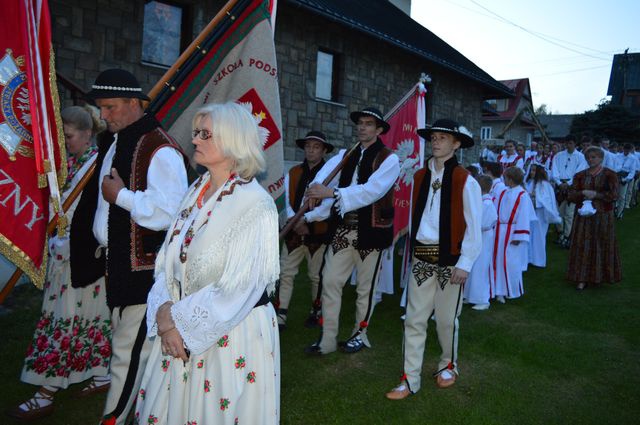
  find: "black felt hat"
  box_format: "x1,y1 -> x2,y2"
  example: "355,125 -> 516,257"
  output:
86,69 -> 150,101
349,106 -> 390,134
417,118 -> 474,148
295,131 -> 334,153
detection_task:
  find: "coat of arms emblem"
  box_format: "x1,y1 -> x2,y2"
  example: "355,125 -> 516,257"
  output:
0,49 -> 33,161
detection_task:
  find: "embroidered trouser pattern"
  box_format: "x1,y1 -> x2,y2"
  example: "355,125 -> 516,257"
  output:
318,227 -> 382,353
402,257 -> 463,393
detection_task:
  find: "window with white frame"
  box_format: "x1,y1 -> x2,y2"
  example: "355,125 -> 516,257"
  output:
315,50 -> 339,101
481,126 -> 492,140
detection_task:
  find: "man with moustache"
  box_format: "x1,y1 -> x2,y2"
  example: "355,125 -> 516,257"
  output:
70,69 -> 188,425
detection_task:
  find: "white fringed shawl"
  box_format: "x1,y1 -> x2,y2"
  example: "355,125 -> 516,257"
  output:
148,174 -> 280,354
156,174 -> 279,300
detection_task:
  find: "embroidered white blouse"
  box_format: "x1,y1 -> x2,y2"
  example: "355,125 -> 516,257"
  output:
146,175 -> 279,355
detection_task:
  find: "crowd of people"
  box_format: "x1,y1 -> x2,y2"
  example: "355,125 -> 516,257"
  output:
6,67 -> 629,423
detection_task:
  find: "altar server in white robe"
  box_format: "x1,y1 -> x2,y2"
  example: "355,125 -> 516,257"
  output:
464,175 -> 497,310
493,167 -> 535,302
526,163 -> 561,268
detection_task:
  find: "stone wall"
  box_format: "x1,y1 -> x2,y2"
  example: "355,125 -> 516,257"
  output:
50,0 -> 225,104
50,0 -> 491,164
275,5 -> 486,163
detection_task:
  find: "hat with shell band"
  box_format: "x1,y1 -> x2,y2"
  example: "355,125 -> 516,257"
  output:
86,69 -> 150,101
295,130 -> 334,153
417,118 -> 474,148
349,106 -> 391,135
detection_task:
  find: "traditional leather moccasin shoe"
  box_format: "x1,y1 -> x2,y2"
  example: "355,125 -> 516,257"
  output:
6,388 -> 56,421
436,370 -> 457,389
385,383 -> 411,400
78,379 -> 111,398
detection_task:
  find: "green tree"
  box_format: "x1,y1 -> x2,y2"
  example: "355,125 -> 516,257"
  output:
571,100 -> 640,145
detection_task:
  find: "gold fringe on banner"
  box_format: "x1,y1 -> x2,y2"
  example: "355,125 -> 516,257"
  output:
0,234 -> 46,289
37,173 -> 47,188
56,213 -> 68,237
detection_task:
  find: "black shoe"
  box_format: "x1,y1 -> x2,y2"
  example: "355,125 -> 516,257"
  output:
304,310 -> 321,328
340,336 -> 364,354
304,342 -> 323,356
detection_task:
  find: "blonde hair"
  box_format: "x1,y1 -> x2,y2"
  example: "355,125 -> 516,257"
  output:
61,105 -> 106,135
192,102 -> 266,179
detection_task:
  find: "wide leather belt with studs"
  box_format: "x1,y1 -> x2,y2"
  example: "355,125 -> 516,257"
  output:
414,244 -> 439,264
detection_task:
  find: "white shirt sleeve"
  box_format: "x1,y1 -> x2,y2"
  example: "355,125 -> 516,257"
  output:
304,153 -> 343,223
481,199 -> 498,232
146,271 -> 172,336
455,177 -> 483,272
115,147 -> 188,231
170,282 -> 264,355
284,172 -> 295,219
336,154 -> 400,215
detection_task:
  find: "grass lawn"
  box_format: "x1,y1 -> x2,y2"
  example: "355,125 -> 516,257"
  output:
1,208 -> 638,424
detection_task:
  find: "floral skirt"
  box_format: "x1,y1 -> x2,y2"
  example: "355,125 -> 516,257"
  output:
20,258 -> 111,388
135,304 -> 280,425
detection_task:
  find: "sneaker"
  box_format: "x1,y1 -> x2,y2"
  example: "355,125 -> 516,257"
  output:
472,303 -> 490,311
340,336 -> 364,354
496,296 -> 506,304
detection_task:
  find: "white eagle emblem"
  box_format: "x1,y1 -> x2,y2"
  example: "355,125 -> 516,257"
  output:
394,139 -> 419,188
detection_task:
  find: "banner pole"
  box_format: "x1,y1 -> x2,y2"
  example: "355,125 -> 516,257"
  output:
147,0 -> 241,101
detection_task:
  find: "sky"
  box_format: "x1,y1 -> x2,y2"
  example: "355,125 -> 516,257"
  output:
411,0 -> 640,114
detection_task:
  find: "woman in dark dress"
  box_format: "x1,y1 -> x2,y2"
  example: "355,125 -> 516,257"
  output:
567,147 -> 622,290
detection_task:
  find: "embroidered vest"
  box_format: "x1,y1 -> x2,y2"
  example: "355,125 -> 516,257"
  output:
411,156 -> 469,266
336,139 -> 394,250
286,160 -> 330,249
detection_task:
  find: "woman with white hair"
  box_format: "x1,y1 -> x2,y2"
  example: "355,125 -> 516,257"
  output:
134,102 -> 280,424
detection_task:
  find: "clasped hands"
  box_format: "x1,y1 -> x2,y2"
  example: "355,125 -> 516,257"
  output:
156,301 -> 189,361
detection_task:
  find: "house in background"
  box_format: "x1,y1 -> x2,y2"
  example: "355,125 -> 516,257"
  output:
51,0 -> 513,163
607,51 -> 640,114
534,114 -> 575,142
480,78 -> 547,148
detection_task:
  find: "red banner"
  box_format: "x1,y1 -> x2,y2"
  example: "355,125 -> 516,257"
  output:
380,85 -> 425,241
0,0 -> 65,288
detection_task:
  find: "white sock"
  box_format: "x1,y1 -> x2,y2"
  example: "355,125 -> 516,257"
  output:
93,375 -> 111,385
18,387 -> 57,411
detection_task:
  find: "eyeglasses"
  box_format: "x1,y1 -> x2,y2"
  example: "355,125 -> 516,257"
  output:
192,129 -> 212,140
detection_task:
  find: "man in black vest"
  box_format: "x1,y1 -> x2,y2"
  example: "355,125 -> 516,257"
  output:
70,69 -> 188,425
276,131 -> 334,330
385,119 -> 482,399
303,107 -> 400,355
